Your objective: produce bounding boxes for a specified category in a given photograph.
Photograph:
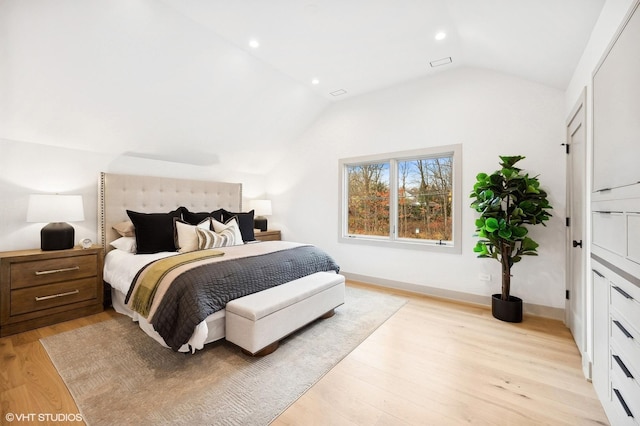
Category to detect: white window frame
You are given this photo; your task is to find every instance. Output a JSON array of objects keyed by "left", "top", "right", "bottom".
[{"left": 338, "top": 144, "right": 462, "bottom": 253}]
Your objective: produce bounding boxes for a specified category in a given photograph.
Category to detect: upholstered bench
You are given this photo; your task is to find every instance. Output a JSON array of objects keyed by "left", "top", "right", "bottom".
[{"left": 225, "top": 271, "right": 345, "bottom": 356}]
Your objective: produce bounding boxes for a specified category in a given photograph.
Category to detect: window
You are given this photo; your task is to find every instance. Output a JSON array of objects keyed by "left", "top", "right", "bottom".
[{"left": 339, "top": 144, "right": 461, "bottom": 253}]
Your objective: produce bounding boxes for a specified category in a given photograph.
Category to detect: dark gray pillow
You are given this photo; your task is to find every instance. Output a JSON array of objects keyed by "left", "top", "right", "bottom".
[
  {"left": 127, "top": 209, "right": 182, "bottom": 254},
  {"left": 221, "top": 209, "right": 255, "bottom": 242},
  {"left": 182, "top": 208, "right": 223, "bottom": 225}
]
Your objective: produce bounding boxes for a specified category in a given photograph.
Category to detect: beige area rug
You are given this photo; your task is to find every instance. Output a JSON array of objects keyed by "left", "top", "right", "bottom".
[{"left": 41, "top": 286, "right": 406, "bottom": 426}]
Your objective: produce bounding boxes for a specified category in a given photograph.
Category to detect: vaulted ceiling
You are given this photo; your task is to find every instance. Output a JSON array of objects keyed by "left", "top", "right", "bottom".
[
  {"left": 161, "top": 0, "right": 605, "bottom": 99},
  {"left": 1, "top": 0, "right": 605, "bottom": 167}
]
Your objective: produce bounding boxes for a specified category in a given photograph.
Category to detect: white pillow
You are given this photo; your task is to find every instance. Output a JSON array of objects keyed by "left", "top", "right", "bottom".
[
  {"left": 211, "top": 218, "right": 244, "bottom": 246},
  {"left": 110, "top": 236, "right": 137, "bottom": 253},
  {"left": 175, "top": 219, "right": 210, "bottom": 253}
]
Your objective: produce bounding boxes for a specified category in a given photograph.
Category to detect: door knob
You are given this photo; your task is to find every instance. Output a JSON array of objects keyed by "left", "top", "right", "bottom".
[{"left": 572, "top": 240, "right": 582, "bottom": 248}]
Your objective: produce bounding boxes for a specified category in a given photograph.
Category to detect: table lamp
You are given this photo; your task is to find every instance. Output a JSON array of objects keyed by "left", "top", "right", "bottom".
[
  {"left": 27, "top": 194, "right": 85, "bottom": 250},
  {"left": 250, "top": 199, "right": 272, "bottom": 232}
]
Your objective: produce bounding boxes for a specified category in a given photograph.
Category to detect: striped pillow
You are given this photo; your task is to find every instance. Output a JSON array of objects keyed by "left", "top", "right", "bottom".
[{"left": 196, "top": 227, "right": 237, "bottom": 249}]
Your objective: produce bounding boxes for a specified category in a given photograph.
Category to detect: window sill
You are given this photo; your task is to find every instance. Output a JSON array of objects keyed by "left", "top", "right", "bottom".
[{"left": 339, "top": 235, "right": 461, "bottom": 254}]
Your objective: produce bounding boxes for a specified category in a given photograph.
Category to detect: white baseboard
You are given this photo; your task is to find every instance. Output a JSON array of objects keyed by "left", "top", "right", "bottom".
[{"left": 342, "top": 271, "right": 565, "bottom": 321}]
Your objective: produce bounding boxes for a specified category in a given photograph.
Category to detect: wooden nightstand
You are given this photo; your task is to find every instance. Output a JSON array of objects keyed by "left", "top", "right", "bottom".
[
  {"left": 254, "top": 230, "right": 281, "bottom": 241},
  {"left": 0, "top": 246, "right": 104, "bottom": 337}
]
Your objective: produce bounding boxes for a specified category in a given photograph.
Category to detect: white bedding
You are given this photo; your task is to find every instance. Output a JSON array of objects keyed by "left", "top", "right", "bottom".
[{"left": 103, "top": 241, "right": 306, "bottom": 352}]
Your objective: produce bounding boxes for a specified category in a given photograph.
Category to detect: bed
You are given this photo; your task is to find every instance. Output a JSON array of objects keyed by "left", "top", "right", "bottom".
[{"left": 98, "top": 172, "right": 341, "bottom": 353}]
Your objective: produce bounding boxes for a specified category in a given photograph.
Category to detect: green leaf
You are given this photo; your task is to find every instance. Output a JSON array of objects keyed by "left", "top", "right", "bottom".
[
  {"left": 481, "top": 189, "right": 494, "bottom": 200},
  {"left": 512, "top": 226, "right": 528, "bottom": 238},
  {"left": 489, "top": 174, "right": 503, "bottom": 186},
  {"left": 499, "top": 155, "right": 525, "bottom": 168},
  {"left": 521, "top": 237, "right": 539, "bottom": 252},
  {"left": 473, "top": 242, "right": 491, "bottom": 258},
  {"left": 485, "top": 218, "right": 499, "bottom": 232},
  {"left": 526, "top": 184, "right": 540, "bottom": 194},
  {"left": 498, "top": 228, "right": 512, "bottom": 239}
]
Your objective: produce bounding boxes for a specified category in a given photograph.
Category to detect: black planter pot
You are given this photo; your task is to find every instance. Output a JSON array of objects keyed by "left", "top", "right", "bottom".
[{"left": 491, "top": 294, "right": 523, "bottom": 323}]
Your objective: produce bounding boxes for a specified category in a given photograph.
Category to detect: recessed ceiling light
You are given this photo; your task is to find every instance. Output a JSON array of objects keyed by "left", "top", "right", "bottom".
[
  {"left": 249, "top": 39, "right": 260, "bottom": 49},
  {"left": 312, "top": 79, "right": 320, "bottom": 85},
  {"left": 435, "top": 32, "right": 446, "bottom": 41}
]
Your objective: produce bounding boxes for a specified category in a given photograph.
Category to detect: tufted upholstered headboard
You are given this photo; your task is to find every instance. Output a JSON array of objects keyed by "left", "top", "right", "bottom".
[{"left": 98, "top": 172, "right": 242, "bottom": 252}]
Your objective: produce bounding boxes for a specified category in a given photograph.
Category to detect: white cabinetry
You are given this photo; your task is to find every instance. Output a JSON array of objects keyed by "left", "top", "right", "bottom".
[
  {"left": 592, "top": 258, "right": 640, "bottom": 425},
  {"left": 591, "top": 1, "right": 640, "bottom": 423}
]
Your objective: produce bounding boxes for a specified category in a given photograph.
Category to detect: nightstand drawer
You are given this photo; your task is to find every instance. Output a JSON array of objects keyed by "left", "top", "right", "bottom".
[
  {"left": 255, "top": 230, "right": 281, "bottom": 241},
  {"left": 10, "top": 254, "right": 98, "bottom": 289},
  {"left": 11, "top": 278, "right": 99, "bottom": 316}
]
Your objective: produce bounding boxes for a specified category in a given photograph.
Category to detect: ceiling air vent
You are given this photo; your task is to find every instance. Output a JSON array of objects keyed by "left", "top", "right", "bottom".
[
  {"left": 430, "top": 57, "right": 452, "bottom": 67},
  {"left": 330, "top": 89, "right": 347, "bottom": 97}
]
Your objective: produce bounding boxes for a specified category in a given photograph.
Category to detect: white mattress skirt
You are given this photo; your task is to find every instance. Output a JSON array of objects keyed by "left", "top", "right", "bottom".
[{"left": 111, "top": 288, "right": 226, "bottom": 353}]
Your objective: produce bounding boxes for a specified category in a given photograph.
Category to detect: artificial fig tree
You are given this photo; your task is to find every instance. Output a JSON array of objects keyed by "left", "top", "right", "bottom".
[{"left": 470, "top": 156, "right": 553, "bottom": 301}]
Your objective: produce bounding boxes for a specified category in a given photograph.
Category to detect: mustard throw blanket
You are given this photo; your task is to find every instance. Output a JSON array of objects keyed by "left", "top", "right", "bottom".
[{"left": 130, "top": 250, "right": 224, "bottom": 317}]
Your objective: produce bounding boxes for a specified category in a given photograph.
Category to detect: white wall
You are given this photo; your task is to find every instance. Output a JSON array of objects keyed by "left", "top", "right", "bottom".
[
  {"left": 0, "top": 138, "right": 275, "bottom": 251},
  {"left": 268, "top": 67, "right": 567, "bottom": 309}
]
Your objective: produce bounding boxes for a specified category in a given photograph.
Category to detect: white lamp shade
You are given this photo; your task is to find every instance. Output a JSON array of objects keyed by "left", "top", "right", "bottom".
[
  {"left": 250, "top": 199, "right": 272, "bottom": 216},
  {"left": 27, "top": 194, "right": 85, "bottom": 223}
]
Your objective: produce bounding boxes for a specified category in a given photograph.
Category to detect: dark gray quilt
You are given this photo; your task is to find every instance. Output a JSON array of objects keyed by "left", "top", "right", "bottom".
[{"left": 140, "top": 245, "right": 339, "bottom": 351}]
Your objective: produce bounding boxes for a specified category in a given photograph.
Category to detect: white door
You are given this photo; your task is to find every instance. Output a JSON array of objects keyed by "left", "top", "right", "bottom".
[{"left": 565, "top": 89, "right": 588, "bottom": 377}]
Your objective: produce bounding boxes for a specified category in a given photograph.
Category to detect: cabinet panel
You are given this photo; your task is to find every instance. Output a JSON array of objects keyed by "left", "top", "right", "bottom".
[
  {"left": 592, "top": 265, "right": 610, "bottom": 401},
  {"left": 628, "top": 214, "right": 640, "bottom": 264},
  {"left": 611, "top": 316, "right": 640, "bottom": 375},
  {"left": 593, "top": 211, "right": 626, "bottom": 255},
  {"left": 593, "top": 1, "right": 640, "bottom": 191},
  {"left": 610, "top": 276, "right": 640, "bottom": 328},
  {"left": 611, "top": 359, "right": 639, "bottom": 423}
]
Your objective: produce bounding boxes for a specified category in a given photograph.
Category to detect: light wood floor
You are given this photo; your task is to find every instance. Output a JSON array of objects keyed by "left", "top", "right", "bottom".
[{"left": 0, "top": 282, "right": 608, "bottom": 425}]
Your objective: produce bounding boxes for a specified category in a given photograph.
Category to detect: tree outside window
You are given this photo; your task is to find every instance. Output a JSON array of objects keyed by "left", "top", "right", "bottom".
[
  {"left": 397, "top": 156, "right": 452, "bottom": 241},
  {"left": 347, "top": 163, "right": 389, "bottom": 237},
  {"left": 340, "top": 145, "right": 461, "bottom": 253}
]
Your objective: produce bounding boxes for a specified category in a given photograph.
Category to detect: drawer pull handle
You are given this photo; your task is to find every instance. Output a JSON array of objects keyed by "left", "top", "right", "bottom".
[
  {"left": 612, "top": 286, "right": 634, "bottom": 300},
  {"left": 613, "top": 320, "right": 634, "bottom": 339},
  {"left": 34, "top": 289, "right": 80, "bottom": 302},
  {"left": 592, "top": 269, "right": 605, "bottom": 278},
  {"left": 613, "top": 388, "right": 634, "bottom": 418},
  {"left": 35, "top": 266, "right": 80, "bottom": 276},
  {"left": 613, "top": 355, "right": 634, "bottom": 379}
]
